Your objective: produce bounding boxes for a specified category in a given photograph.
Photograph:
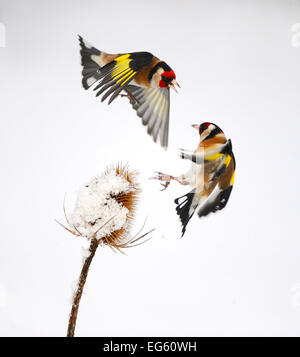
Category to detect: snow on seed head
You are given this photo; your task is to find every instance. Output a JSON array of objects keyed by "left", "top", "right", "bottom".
[{"left": 67, "top": 164, "right": 140, "bottom": 247}]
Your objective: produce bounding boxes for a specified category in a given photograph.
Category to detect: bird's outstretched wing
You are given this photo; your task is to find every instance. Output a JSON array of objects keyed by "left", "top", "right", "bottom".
[
  {"left": 91, "top": 52, "right": 153, "bottom": 104},
  {"left": 79, "top": 36, "right": 153, "bottom": 104},
  {"left": 126, "top": 85, "right": 170, "bottom": 148}
]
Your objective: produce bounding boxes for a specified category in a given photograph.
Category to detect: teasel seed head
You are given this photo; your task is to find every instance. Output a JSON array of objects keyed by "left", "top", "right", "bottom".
[{"left": 57, "top": 163, "right": 152, "bottom": 251}]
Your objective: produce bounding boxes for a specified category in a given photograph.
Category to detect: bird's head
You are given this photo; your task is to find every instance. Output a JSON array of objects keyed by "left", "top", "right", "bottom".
[
  {"left": 159, "top": 68, "right": 180, "bottom": 92},
  {"left": 149, "top": 61, "right": 180, "bottom": 92},
  {"left": 192, "top": 122, "right": 224, "bottom": 141}
]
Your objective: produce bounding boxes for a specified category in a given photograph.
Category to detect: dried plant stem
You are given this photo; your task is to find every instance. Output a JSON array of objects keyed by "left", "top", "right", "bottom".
[{"left": 67, "top": 237, "right": 99, "bottom": 337}]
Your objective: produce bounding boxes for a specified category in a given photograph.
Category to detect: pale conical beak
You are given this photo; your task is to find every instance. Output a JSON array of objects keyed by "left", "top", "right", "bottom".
[
  {"left": 191, "top": 124, "right": 200, "bottom": 131},
  {"left": 169, "top": 79, "right": 180, "bottom": 93}
]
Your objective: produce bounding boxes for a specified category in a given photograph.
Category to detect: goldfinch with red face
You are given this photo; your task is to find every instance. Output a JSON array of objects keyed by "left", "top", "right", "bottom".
[
  {"left": 78, "top": 36, "right": 180, "bottom": 148},
  {"left": 153, "top": 122, "right": 236, "bottom": 236}
]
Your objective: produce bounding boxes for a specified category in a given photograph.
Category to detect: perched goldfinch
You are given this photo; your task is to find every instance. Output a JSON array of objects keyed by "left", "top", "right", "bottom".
[
  {"left": 153, "top": 122, "right": 236, "bottom": 236},
  {"left": 78, "top": 36, "right": 180, "bottom": 148}
]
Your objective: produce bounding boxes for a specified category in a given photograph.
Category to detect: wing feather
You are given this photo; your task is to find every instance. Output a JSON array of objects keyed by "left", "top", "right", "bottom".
[
  {"left": 88, "top": 59, "right": 138, "bottom": 104},
  {"left": 127, "top": 85, "right": 170, "bottom": 148},
  {"left": 86, "top": 52, "right": 154, "bottom": 105}
]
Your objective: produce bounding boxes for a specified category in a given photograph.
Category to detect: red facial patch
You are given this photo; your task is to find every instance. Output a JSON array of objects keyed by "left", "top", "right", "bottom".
[
  {"left": 159, "top": 69, "right": 176, "bottom": 88},
  {"left": 159, "top": 80, "right": 168, "bottom": 88},
  {"left": 163, "top": 70, "right": 176, "bottom": 79}
]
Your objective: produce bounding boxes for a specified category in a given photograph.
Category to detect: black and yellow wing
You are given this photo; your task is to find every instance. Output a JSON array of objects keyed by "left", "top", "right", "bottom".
[
  {"left": 126, "top": 85, "right": 170, "bottom": 148},
  {"left": 90, "top": 52, "right": 153, "bottom": 104},
  {"left": 79, "top": 36, "right": 153, "bottom": 98}
]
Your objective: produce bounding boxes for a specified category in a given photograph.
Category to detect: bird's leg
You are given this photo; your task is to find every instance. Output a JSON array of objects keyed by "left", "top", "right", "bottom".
[
  {"left": 151, "top": 172, "right": 176, "bottom": 191},
  {"left": 174, "top": 174, "right": 190, "bottom": 186},
  {"left": 151, "top": 172, "right": 190, "bottom": 191},
  {"left": 120, "top": 89, "right": 138, "bottom": 105}
]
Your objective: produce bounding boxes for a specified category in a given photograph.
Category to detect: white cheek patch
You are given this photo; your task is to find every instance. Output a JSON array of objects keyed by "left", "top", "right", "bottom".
[
  {"left": 150, "top": 68, "right": 164, "bottom": 88},
  {"left": 201, "top": 125, "right": 215, "bottom": 141}
]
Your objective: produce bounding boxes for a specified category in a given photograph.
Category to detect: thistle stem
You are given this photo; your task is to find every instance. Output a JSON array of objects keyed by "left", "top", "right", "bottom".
[{"left": 67, "top": 237, "right": 99, "bottom": 337}]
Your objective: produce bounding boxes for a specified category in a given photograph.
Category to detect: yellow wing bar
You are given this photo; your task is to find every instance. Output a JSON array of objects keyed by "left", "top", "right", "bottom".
[
  {"left": 205, "top": 152, "right": 223, "bottom": 161},
  {"left": 230, "top": 171, "right": 235, "bottom": 185},
  {"left": 111, "top": 54, "right": 136, "bottom": 86}
]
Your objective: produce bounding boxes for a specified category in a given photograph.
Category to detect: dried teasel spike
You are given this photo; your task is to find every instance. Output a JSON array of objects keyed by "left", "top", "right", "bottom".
[{"left": 54, "top": 219, "right": 79, "bottom": 236}]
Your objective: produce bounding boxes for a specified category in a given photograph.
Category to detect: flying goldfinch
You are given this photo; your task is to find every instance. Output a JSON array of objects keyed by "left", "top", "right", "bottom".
[
  {"left": 78, "top": 36, "right": 180, "bottom": 148},
  {"left": 153, "top": 122, "right": 236, "bottom": 236}
]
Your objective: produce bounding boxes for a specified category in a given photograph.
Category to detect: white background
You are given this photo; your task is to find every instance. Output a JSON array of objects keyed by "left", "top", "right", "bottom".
[{"left": 0, "top": 0, "right": 300, "bottom": 337}]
